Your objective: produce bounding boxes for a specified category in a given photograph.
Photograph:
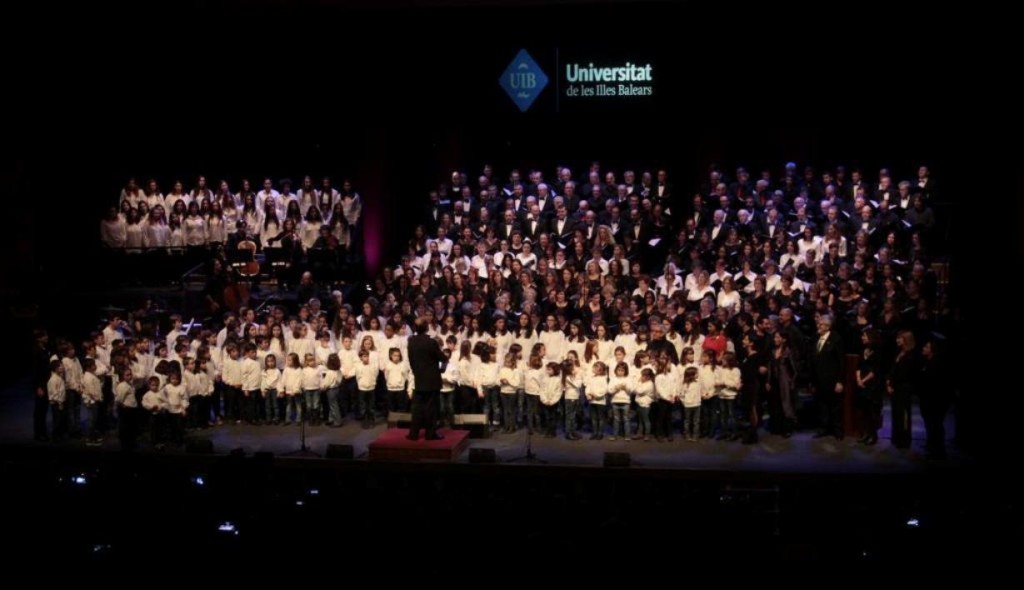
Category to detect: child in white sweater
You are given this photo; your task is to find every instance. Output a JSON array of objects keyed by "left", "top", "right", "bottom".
[
  {"left": 561, "top": 359, "right": 582, "bottom": 440},
  {"left": 354, "top": 349, "right": 379, "bottom": 427},
  {"left": 383, "top": 348, "right": 409, "bottom": 418},
  {"left": 523, "top": 352, "right": 545, "bottom": 434},
  {"left": 164, "top": 371, "right": 188, "bottom": 445},
  {"left": 47, "top": 358, "right": 68, "bottom": 439},
  {"left": 585, "top": 362, "right": 609, "bottom": 440},
  {"left": 301, "top": 354, "right": 322, "bottom": 425},
  {"left": 633, "top": 368, "right": 656, "bottom": 441},
  {"left": 281, "top": 353, "right": 304, "bottom": 425},
  {"left": 681, "top": 366, "right": 702, "bottom": 442},
  {"left": 498, "top": 352, "right": 523, "bottom": 433},
  {"left": 261, "top": 354, "right": 281, "bottom": 425},
  {"left": 81, "top": 358, "right": 104, "bottom": 445},
  {"left": 439, "top": 349, "right": 459, "bottom": 427},
  {"left": 608, "top": 362, "right": 632, "bottom": 441},
  {"left": 653, "top": 358, "right": 679, "bottom": 442},
  {"left": 715, "top": 352, "right": 742, "bottom": 440},
  {"left": 322, "top": 353, "right": 343, "bottom": 427},
  {"left": 539, "top": 362, "right": 563, "bottom": 438}
]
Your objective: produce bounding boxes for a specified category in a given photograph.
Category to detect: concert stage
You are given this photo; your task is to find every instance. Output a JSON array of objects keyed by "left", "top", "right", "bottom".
[{"left": 0, "top": 379, "right": 960, "bottom": 475}]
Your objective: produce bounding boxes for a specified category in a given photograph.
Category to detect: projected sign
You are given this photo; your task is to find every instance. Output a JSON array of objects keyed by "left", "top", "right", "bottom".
[
  {"left": 564, "top": 61, "right": 654, "bottom": 98},
  {"left": 499, "top": 49, "right": 549, "bottom": 112},
  {"left": 500, "top": 49, "right": 656, "bottom": 112}
]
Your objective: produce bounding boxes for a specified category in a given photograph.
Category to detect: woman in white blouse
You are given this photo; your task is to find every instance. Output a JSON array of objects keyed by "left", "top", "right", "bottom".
[
  {"left": 716, "top": 276, "right": 741, "bottom": 316},
  {"left": 101, "top": 207, "right": 127, "bottom": 249},
  {"left": 124, "top": 209, "right": 145, "bottom": 251},
  {"left": 797, "top": 226, "right": 821, "bottom": 257},
  {"left": 516, "top": 240, "right": 538, "bottom": 271},
  {"left": 184, "top": 202, "right": 207, "bottom": 248},
  {"left": 686, "top": 270, "right": 715, "bottom": 304}
]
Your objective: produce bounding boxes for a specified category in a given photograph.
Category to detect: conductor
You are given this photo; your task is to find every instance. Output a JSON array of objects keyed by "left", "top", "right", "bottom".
[{"left": 406, "top": 317, "right": 447, "bottom": 441}]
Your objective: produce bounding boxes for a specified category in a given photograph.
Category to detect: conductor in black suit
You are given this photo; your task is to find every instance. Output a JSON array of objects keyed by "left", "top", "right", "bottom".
[
  {"left": 406, "top": 318, "right": 447, "bottom": 440},
  {"left": 811, "top": 315, "right": 845, "bottom": 439}
]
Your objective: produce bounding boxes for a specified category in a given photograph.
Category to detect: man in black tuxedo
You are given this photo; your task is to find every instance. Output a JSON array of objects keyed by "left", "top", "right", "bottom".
[
  {"left": 520, "top": 203, "right": 544, "bottom": 243},
  {"left": 549, "top": 205, "right": 577, "bottom": 246},
  {"left": 406, "top": 318, "right": 446, "bottom": 441},
  {"left": 655, "top": 169, "right": 673, "bottom": 201},
  {"left": 811, "top": 315, "right": 845, "bottom": 439},
  {"left": 497, "top": 209, "right": 521, "bottom": 241}
]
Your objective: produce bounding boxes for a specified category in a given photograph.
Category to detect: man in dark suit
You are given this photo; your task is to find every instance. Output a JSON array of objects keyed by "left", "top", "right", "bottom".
[
  {"left": 811, "top": 315, "right": 845, "bottom": 439},
  {"left": 406, "top": 318, "right": 446, "bottom": 441},
  {"left": 497, "top": 209, "right": 521, "bottom": 241},
  {"left": 549, "top": 205, "right": 577, "bottom": 247}
]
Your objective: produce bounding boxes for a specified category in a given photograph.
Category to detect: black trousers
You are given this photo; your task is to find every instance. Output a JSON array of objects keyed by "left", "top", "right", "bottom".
[
  {"left": 816, "top": 384, "right": 844, "bottom": 437},
  {"left": 891, "top": 388, "right": 913, "bottom": 448},
  {"left": 409, "top": 390, "right": 440, "bottom": 438}
]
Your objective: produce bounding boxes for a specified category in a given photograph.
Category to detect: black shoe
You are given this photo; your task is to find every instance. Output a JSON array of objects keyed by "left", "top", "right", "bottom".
[
  {"left": 406, "top": 433, "right": 420, "bottom": 441},
  {"left": 425, "top": 434, "right": 444, "bottom": 441}
]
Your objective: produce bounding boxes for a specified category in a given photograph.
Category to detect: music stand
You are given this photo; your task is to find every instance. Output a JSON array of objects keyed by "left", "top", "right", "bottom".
[
  {"left": 225, "top": 246, "right": 254, "bottom": 268},
  {"left": 264, "top": 248, "right": 292, "bottom": 283}
]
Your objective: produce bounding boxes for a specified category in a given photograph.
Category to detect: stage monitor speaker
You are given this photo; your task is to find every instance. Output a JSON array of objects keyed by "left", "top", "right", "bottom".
[
  {"left": 326, "top": 444, "right": 355, "bottom": 460},
  {"left": 468, "top": 448, "right": 496, "bottom": 464},
  {"left": 453, "top": 414, "right": 490, "bottom": 438},
  {"left": 186, "top": 439, "right": 214, "bottom": 454},
  {"left": 386, "top": 412, "right": 413, "bottom": 428},
  {"left": 603, "top": 452, "right": 631, "bottom": 468}
]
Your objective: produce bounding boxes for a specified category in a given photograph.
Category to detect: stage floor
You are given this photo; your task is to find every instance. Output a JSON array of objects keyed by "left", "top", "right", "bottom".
[{"left": 0, "top": 380, "right": 962, "bottom": 474}]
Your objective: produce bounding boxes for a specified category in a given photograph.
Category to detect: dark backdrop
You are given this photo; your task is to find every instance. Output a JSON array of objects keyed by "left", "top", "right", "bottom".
[{"left": 4, "top": 1, "right": 1005, "bottom": 402}]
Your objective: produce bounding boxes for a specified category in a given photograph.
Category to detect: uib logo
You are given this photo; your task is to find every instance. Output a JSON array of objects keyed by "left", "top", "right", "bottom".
[{"left": 500, "top": 49, "right": 548, "bottom": 112}]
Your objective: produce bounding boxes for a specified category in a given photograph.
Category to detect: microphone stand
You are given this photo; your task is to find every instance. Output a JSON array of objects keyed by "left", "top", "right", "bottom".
[
  {"left": 283, "top": 410, "right": 321, "bottom": 458},
  {"left": 506, "top": 412, "right": 548, "bottom": 464}
]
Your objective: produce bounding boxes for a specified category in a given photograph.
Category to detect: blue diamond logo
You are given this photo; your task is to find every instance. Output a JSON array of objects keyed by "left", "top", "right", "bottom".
[{"left": 499, "top": 49, "right": 548, "bottom": 112}]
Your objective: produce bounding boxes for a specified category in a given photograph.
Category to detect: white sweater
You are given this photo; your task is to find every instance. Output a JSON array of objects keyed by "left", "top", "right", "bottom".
[
  {"left": 441, "top": 362, "right": 459, "bottom": 392},
  {"left": 261, "top": 368, "right": 281, "bottom": 392},
  {"left": 82, "top": 372, "right": 103, "bottom": 405},
  {"left": 681, "top": 381, "right": 703, "bottom": 408},
  {"left": 383, "top": 361, "right": 408, "bottom": 391},
  {"left": 716, "top": 367, "right": 741, "bottom": 400},
  {"left": 634, "top": 380, "right": 655, "bottom": 408},
  {"left": 339, "top": 348, "right": 359, "bottom": 379},
  {"left": 699, "top": 366, "right": 718, "bottom": 399},
  {"left": 142, "top": 390, "right": 168, "bottom": 412},
  {"left": 301, "top": 366, "right": 321, "bottom": 391},
  {"left": 47, "top": 374, "right": 66, "bottom": 404},
  {"left": 474, "top": 361, "right": 500, "bottom": 391},
  {"left": 240, "top": 358, "right": 261, "bottom": 391},
  {"left": 354, "top": 361, "right": 379, "bottom": 391},
  {"left": 281, "top": 367, "right": 303, "bottom": 395},
  {"left": 498, "top": 366, "right": 523, "bottom": 394},
  {"left": 608, "top": 375, "right": 631, "bottom": 405},
  {"left": 62, "top": 357, "right": 83, "bottom": 391},
  {"left": 654, "top": 372, "right": 678, "bottom": 403},
  {"left": 221, "top": 357, "right": 242, "bottom": 388},
  {"left": 524, "top": 368, "right": 544, "bottom": 396},
  {"left": 585, "top": 374, "right": 609, "bottom": 405},
  {"left": 320, "top": 368, "right": 341, "bottom": 390},
  {"left": 164, "top": 383, "right": 188, "bottom": 414},
  {"left": 115, "top": 381, "right": 137, "bottom": 408},
  {"left": 562, "top": 370, "right": 581, "bottom": 401},
  {"left": 540, "top": 374, "right": 563, "bottom": 406}
]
